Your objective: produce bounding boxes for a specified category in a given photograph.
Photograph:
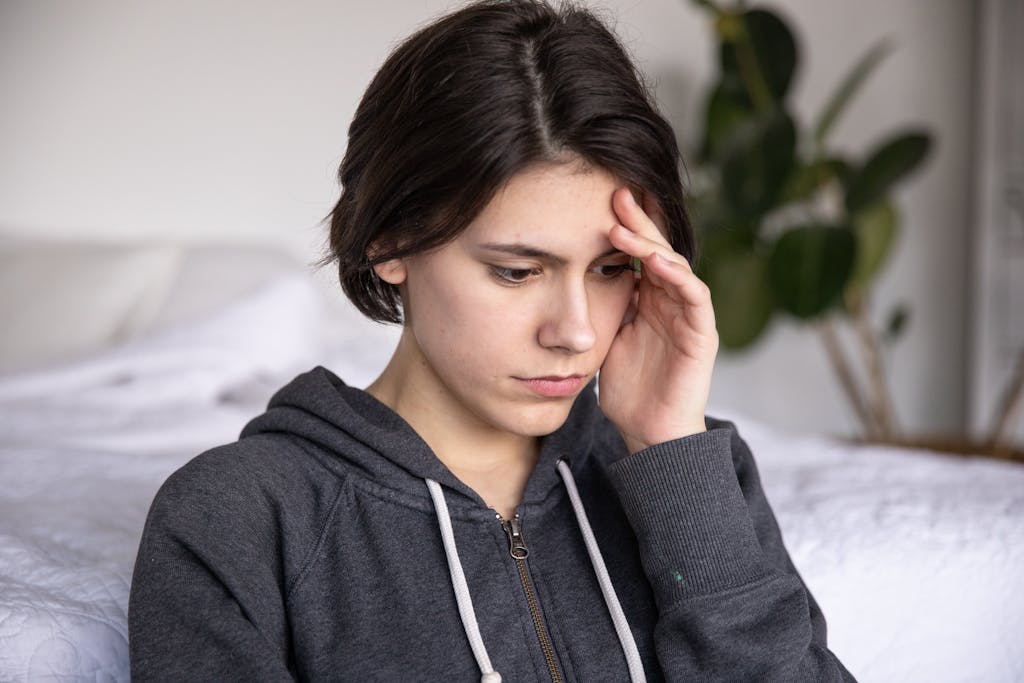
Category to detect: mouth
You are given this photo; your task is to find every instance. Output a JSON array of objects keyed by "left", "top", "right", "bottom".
[{"left": 515, "top": 374, "right": 587, "bottom": 398}]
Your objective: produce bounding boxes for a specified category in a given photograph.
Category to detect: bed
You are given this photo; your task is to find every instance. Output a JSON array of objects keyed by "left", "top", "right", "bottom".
[{"left": 1, "top": 244, "right": 1021, "bottom": 682}]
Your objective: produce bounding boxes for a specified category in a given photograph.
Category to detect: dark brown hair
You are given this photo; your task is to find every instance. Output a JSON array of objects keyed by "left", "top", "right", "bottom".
[{"left": 319, "top": 0, "right": 692, "bottom": 323}]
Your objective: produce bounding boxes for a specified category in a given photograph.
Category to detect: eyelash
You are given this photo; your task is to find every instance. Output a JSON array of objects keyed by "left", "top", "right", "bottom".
[
  {"left": 488, "top": 264, "right": 633, "bottom": 286},
  {"left": 489, "top": 267, "right": 540, "bottom": 285}
]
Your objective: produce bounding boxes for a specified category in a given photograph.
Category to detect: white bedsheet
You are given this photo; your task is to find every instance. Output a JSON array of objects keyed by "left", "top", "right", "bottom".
[
  {"left": 1, "top": 274, "right": 1021, "bottom": 682},
  {"left": 736, "top": 420, "right": 1024, "bottom": 682}
]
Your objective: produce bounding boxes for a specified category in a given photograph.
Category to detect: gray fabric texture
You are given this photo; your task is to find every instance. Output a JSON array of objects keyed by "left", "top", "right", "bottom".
[{"left": 128, "top": 365, "right": 857, "bottom": 681}]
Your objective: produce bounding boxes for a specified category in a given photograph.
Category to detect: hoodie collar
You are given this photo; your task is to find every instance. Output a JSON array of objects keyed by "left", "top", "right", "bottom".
[{"left": 240, "top": 366, "right": 604, "bottom": 513}]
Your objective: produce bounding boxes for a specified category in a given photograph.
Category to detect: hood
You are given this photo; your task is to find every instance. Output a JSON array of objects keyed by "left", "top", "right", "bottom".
[{"left": 239, "top": 365, "right": 610, "bottom": 513}]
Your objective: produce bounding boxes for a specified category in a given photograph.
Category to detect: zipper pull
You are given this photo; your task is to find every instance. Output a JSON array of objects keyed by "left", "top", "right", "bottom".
[{"left": 500, "top": 513, "right": 529, "bottom": 559}]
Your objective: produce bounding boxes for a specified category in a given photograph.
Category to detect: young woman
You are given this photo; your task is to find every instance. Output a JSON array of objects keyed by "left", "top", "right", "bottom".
[{"left": 129, "top": 1, "right": 857, "bottom": 680}]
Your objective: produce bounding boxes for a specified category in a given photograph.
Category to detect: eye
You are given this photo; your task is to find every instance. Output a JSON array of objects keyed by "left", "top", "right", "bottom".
[
  {"left": 590, "top": 262, "right": 634, "bottom": 280},
  {"left": 489, "top": 266, "right": 541, "bottom": 285}
]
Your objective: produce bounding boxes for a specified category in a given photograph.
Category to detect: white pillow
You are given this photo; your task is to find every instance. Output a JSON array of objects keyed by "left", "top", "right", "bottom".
[
  {"left": 0, "top": 241, "right": 306, "bottom": 376},
  {"left": 0, "top": 242, "right": 181, "bottom": 374}
]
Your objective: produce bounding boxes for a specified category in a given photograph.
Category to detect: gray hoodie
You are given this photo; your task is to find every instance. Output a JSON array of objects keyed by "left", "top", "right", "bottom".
[{"left": 128, "top": 365, "right": 857, "bottom": 681}]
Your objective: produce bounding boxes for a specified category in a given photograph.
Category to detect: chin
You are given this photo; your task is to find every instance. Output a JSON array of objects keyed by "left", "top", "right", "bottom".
[{"left": 499, "top": 401, "right": 576, "bottom": 437}]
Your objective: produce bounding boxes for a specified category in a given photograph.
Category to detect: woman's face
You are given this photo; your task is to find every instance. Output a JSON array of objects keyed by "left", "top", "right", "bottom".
[{"left": 376, "top": 161, "right": 636, "bottom": 439}]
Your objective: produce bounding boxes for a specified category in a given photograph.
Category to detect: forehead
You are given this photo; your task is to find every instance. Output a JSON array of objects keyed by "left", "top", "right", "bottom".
[{"left": 461, "top": 162, "right": 622, "bottom": 248}]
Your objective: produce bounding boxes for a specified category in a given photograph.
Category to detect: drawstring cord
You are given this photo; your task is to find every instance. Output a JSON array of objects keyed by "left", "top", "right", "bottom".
[
  {"left": 556, "top": 459, "right": 645, "bottom": 683},
  {"left": 425, "top": 460, "right": 646, "bottom": 683},
  {"left": 425, "top": 478, "right": 502, "bottom": 683}
]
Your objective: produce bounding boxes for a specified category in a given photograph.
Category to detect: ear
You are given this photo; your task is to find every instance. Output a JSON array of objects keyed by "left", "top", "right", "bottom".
[
  {"left": 372, "top": 257, "right": 407, "bottom": 285},
  {"left": 367, "top": 238, "right": 408, "bottom": 285}
]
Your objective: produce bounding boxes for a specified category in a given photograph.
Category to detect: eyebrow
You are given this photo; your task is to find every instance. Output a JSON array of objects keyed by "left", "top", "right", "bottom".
[{"left": 477, "top": 242, "right": 626, "bottom": 265}]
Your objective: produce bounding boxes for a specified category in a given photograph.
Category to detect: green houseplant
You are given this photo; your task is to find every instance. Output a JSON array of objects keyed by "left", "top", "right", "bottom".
[{"left": 686, "top": 1, "right": 1022, "bottom": 459}]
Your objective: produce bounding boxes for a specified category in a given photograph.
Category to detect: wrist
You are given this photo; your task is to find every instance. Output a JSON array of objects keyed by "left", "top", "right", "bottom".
[{"left": 621, "top": 423, "right": 707, "bottom": 455}]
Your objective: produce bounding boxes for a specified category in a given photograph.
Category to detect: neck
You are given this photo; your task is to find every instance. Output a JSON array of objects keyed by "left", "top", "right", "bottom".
[{"left": 366, "top": 331, "right": 540, "bottom": 517}]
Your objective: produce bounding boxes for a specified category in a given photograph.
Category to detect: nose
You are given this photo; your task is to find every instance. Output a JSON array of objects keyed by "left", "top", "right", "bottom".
[{"left": 537, "top": 279, "right": 597, "bottom": 354}]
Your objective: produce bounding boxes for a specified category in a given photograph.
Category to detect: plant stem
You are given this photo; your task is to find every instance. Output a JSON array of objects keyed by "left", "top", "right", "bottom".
[
  {"left": 818, "top": 317, "right": 878, "bottom": 437},
  {"left": 733, "top": 18, "right": 775, "bottom": 110},
  {"left": 990, "top": 345, "right": 1024, "bottom": 454},
  {"left": 846, "top": 290, "right": 900, "bottom": 438}
]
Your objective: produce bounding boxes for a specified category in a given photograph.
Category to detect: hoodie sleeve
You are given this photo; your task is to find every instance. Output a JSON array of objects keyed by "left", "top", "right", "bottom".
[
  {"left": 603, "top": 419, "right": 858, "bottom": 682},
  {"left": 128, "top": 446, "right": 297, "bottom": 682}
]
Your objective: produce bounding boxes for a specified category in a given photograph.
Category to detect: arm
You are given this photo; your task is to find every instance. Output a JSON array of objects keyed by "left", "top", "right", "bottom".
[
  {"left": 604, "top": 419, "right": 857, "bottom": 682},
  {"left": 599, "top": 188, "right": 855, "bottom": 679},
  {"left": 128, "top": 448, "right": 296, "bottom": 681}
]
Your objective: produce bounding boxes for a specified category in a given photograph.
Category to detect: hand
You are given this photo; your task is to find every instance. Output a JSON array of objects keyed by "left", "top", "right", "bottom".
[{"left": 598, "top": 188, "right": 720, "bottom": 454}]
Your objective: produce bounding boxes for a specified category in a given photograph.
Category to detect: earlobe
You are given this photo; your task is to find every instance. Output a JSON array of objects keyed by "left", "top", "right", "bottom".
[{"left": 373, "top": 258, "right": 408, "bottom": 285}]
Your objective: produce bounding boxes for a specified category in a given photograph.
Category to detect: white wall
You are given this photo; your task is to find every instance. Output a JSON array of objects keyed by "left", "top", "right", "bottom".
[{"left": 0, "top": 0, "right": 975, "bottom": 439}]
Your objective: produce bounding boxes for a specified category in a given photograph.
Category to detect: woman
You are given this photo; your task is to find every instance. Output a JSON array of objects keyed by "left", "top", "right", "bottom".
[{"left": 129, "top": 1, "right": 857, "bottom": 680}]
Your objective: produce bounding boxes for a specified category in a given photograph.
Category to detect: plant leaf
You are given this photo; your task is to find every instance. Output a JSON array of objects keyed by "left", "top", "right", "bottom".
[
  {"left": 720, "top": 106, "right": 797, "bottom": 217},
  {"left": 814, "top": 39, "right": 892, "bottom": 146},
  {"left": 850, "top": 200, "right": 899, "bottom": 290},
  {"left": 845, "top": 131, "right": 931, "bottom": 213},
  {"left": 781, "top": 157, "right": 851, "bottom": 203},
  {"left": 698, "top": 241, "right": 775, "bottom": 350},
  {"left": 701, "top": 82, "right": 753, "bottom": 162},
  {"left": 884, "top": 305, "right": 910, "bottom": 343},
  {"left": 768, "top": 224, "right": 856, "bottom": 319},
  {"left": 720, "top": 8, "right": 799, "bottom": 104}
]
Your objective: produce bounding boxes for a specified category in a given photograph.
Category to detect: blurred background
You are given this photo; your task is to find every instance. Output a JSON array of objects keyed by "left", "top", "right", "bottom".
[{"left": 1, "top": 0, "right": 1020, "bottom": 447}]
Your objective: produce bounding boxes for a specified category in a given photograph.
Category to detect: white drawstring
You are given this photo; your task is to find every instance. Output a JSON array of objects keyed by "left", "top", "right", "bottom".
[
  {"left": 426, "top": 463, "right": 646, "bottom": 683},
  {"left": 425, "top": 478, "right": 502, "bottom": 683},
  {"left": 556, "top": 459, "right": 646, "bottom": 683}
]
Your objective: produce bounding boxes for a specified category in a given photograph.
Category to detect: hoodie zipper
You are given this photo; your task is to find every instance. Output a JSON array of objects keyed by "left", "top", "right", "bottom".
[{"left": 498, "top": 512, "right": 564, "bottom": 683}]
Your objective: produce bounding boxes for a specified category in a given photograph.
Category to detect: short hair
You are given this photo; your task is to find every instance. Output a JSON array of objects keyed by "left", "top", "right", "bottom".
[{"left": 319, "top": 0, "right": 693, "bottom": 324}]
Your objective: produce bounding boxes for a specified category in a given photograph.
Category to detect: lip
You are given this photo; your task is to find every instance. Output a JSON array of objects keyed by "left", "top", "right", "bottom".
[{"left": 516, "top": 375, "right": 586, "bottom": 398}]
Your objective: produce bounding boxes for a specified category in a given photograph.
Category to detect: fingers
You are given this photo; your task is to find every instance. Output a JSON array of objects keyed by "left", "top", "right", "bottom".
[
  {"left": 641, "top": 191, "right": 668, "bottom": 235},
  {"left": 643, "top": 251, "right": 717, "bottom": 335},
  {"left": 609, "top": 220, "right": 695, "bottom": 304},
  {"left": 643, "top": 252, "right": 703, "bottom": 304},
  {"left": 609, "top": 188, "right": 690, "bottom": 269},
  {"left": 609, "top": 221, "right": 688, "bottom": 270},
  {"left": 609, "top": 185, "right": 713, "bottom": 332},
  {"left": 612, "top": 187, "right": 671, "bottom": 249}
]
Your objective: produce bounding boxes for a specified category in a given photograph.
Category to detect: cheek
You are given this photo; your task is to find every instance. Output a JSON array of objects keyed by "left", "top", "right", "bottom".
[
  {"left": 409, "top": 275, "right": 532, "bottom": 363},
  {"left": 592, "top": 281, "right": 635, "bottom": 334},
  {"left": 445, "top": 286, "right": 533, "bottom": 334}
]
